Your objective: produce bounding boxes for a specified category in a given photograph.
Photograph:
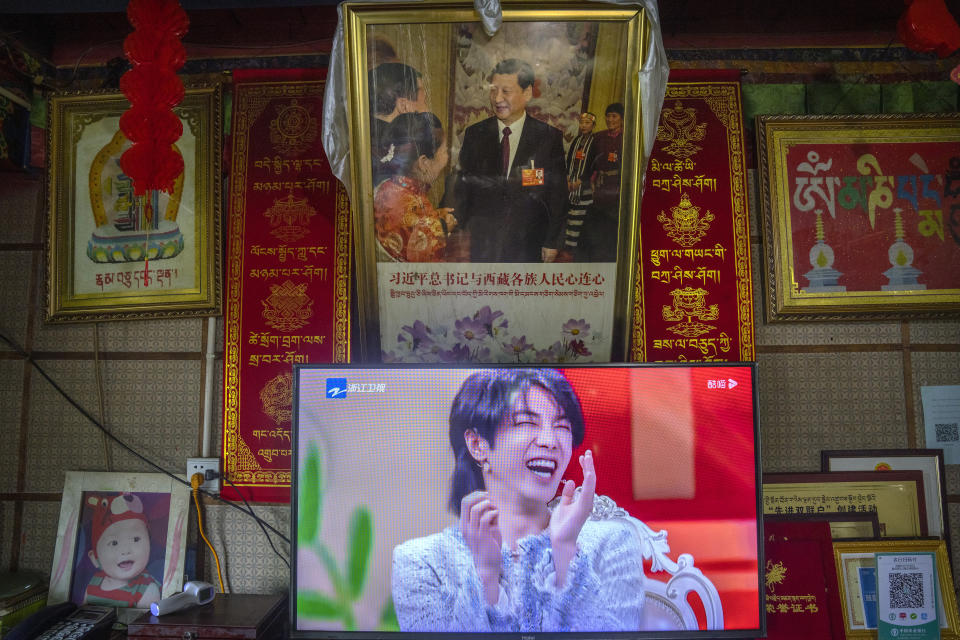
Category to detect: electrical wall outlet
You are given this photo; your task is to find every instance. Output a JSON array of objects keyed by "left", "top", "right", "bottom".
[{"left": 187, "top": 457, "right": 220, "bottom": 494}]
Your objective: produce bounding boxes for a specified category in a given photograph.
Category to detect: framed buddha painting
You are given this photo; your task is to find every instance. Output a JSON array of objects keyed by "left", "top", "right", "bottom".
[{"left": 46, "top": 85, "right": 221, "bottom": 322}]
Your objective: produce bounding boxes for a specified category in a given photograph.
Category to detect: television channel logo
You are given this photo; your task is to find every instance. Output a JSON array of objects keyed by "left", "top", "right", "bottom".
[{"left": 326, "top": 378, "right": 348, "bottom": 398}]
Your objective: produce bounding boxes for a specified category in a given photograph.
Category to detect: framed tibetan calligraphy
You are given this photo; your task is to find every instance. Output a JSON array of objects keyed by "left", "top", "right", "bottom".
[
  {"left": 762, "top": 471, "right": 928, "bottom": 538},
  {"left": 757, "top": 113, "right": 960, "bottom": 321},
  {"left": 833, "top": 539, "right": 960, "bottom": 639},
  {"left": 46, "top": 86, "right": 221, "bottom": 322},
  {"left": 342, "top": 0, "right": 652, "bottom": 362},
  {"left": 222, "top": 69, "right": 352, "bottom": 502}
]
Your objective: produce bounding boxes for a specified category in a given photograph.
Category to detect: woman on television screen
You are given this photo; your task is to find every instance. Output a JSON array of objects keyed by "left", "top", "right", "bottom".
[{"left": 391, "top": 368, "right": 645, "bottom": 632}]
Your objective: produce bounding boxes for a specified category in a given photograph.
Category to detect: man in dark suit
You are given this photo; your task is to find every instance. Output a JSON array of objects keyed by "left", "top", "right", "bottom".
[{"left": 453, "top": 59, "right": 567, "bottom": 262}]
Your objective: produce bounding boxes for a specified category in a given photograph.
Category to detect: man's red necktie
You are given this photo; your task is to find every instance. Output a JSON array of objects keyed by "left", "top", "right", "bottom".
[{"left": 501, "top": 126, "right": 511, "bottom": 176}]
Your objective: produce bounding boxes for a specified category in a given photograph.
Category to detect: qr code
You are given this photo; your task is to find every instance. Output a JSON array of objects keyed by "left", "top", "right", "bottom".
[
  {"left": 889, "top": 572, "right": 924, "bottom": 609},
  {"left": 935, "top": 423, "right": 959, "bottom": 442}
]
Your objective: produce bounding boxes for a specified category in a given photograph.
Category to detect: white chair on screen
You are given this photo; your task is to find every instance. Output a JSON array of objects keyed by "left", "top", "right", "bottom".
[{"left": 560, "top": 493, "right": 725, "bottom": 632}]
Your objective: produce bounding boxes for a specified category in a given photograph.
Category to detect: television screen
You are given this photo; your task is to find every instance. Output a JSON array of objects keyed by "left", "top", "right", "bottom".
[{"left": 291, "top": 363, "right": 762, "bottom": 638}]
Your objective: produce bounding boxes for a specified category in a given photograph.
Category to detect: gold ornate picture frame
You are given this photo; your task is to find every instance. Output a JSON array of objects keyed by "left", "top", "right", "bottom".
[
  {"left": 833, "top": 538, "right": 960, "bottom": 639},
  {"left": 46, "top": 86, "right": 222, "bottom": 323},
  {"left": 341, "top": 0, "right": 651, "bottom": 362},
  {"left": 756, "top": 113, "right": 960, "bottom": 322}
]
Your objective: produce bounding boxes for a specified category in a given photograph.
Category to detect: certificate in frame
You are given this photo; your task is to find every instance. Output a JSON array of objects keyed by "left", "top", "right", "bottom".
[
  {"left": 821, "top": 448, "right": 948, "bottom": 542},
  {"left": 762, "top": 471, "right": 927, "bottom": 538}
]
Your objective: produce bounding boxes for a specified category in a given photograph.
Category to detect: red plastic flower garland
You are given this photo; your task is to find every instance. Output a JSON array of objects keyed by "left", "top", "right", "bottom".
[{"left": 118, "top": 0, "right": 189, "bottom": 200}]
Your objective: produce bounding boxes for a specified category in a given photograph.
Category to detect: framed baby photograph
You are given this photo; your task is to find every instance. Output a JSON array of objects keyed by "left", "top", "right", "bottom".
[
  {"left": 48, "top": 471, "right": 191, "bottom": 609},
  {"left": 340, "top": 0, "right": 655, "bottom": 362}
]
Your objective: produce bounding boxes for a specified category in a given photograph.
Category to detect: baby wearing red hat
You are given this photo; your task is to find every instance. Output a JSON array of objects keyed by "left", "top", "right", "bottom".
[{"left": 83, "top": 493, "right": 162, "bottom": 608}]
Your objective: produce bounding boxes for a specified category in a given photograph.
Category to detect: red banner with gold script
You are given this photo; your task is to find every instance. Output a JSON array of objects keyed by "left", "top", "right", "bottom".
[
  {"left": 222, "top": 69, "right": 351, "bottom": 503},
  {"left": 631, "top": 70, "right": 754, "bottom": 363}
]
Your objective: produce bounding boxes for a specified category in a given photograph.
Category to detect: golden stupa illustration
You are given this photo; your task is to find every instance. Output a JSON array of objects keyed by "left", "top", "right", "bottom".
[{"left": 86, "top": 130, "right": 185, "bottom": 263}]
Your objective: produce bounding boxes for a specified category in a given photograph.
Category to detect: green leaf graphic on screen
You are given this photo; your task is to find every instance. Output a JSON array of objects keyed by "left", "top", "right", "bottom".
[
  {"left": 297, "top": 442, "right": 397, "bottom": 630},
  {"left": 379, "top": 595, "right": 400, "bottom": 632},
  {"left": 298, "top": 442, "right": 322, "bottom": 545},
  {"left": 348, "top": 508, "right": 372, "bottom": 599}
]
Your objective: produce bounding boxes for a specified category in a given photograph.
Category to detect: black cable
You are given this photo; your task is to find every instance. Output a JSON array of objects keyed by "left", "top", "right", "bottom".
[
  {"left": 222, "top": 474, "right": 291, "bottom": 570},
  {"left": 0, "top": 331, "right": 291, "bottom": 546},
  {"left": 179, "top": 38, "right": 330, "bottom": 50},
  {"left": 67, "top": 39, "right": 124, "bottom": 85}
]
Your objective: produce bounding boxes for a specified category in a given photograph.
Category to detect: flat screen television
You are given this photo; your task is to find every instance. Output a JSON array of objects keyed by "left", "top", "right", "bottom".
[{"left": 291, "top": 363, "right": 762, "bottom": 639}]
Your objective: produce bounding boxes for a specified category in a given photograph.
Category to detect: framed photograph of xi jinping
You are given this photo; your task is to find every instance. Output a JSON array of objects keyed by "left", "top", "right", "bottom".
[{"left": 341, "top": 0, "right": 654, "bottom": 363}]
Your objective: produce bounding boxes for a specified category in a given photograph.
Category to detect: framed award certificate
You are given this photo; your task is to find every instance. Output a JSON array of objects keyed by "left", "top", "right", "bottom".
[{"left": 763, "top": 471, "right": 927, "bottom": 537}]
